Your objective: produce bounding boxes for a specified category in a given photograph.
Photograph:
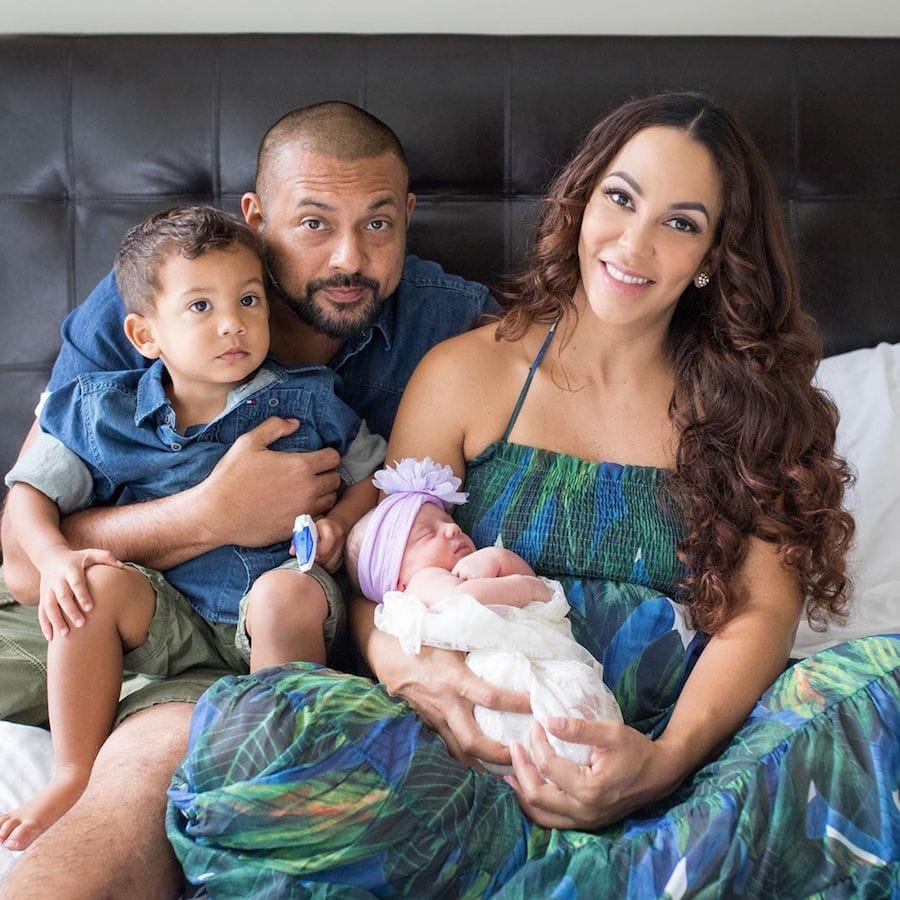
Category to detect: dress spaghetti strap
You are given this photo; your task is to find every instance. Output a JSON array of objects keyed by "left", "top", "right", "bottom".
[{"left": 500, "top": 320, "right": 558, "bottom": 442}]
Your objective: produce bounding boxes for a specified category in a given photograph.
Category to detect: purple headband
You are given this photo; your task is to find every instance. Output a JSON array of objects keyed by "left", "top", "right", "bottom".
[{"left": 357, "top": 457, "right": 468, "bottom": 603}]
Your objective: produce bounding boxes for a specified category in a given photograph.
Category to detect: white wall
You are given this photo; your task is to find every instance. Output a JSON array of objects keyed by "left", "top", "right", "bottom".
[{"left": 2, "top": 0, "right": 898, "bottom": 36}]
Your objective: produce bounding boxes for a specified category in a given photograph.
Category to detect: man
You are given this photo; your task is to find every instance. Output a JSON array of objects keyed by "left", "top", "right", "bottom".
[{"left": 0, "top": 102, "right": 496, "bottom": 897}]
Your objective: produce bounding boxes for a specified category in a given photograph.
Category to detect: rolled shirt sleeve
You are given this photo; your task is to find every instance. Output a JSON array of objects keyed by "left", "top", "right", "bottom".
[{"left": 4, "top": 431, "right": 95, "bottom": 515}]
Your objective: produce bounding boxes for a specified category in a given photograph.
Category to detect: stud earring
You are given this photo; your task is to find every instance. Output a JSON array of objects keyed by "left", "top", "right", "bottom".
[{"left": 694, "top": 271, "right": 710, "bottom": 288}]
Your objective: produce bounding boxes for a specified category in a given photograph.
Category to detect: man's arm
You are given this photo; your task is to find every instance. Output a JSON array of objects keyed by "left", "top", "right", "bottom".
[
  {"left": 2, "top": 419, "right": 44, "bottom": 600},
  {"left": 4, "top": 482, "right": 122, "bottom": 638},
  {"left": 2, "top": 417, "right": 342, "bottom": 602}
]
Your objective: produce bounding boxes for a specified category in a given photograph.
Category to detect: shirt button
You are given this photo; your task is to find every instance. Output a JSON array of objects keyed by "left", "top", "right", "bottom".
[
  {"left": 268, "top": 397, "right": 279, "bottom": 407},
  {"left": 170, "top": 442, "right": 182, "bottom": 451}
]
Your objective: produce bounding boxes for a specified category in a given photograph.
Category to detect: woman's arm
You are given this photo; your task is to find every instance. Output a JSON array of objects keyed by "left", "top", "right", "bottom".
[
  {"left": 354, "top": 327, "right": 531, "bottom": 766},
  {"left": 350, "top": 592, "right": 527, "bottom": 767},
  {"left": 507, "top": 534, "right": 803, "bottom": 829}
]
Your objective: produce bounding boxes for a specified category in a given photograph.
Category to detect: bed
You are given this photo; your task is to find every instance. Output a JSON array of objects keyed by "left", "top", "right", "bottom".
[{"left": 1, "top": 33, "right": 898, "bottom": 889}]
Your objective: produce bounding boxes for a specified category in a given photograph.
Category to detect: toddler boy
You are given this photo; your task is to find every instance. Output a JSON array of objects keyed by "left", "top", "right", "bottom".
[{"left": 0, "top": 206, "right": 383, "bottom": 849}]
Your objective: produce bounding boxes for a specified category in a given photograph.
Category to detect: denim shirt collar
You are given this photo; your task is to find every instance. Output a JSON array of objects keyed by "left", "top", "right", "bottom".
[
  {"left": 329, "top": 270, "right": 397, "bottom": 370},
  {"left": 134, "top": 359, "right": 173, "bottom": 427},
  {"left": 133, "top": 357, "right": 305, "bottom": 430}
]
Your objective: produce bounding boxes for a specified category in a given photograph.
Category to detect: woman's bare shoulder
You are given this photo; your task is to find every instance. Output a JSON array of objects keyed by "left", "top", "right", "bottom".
[
  {"left": 422, "top": 319, "right": 504, "bottom": 360},
  {"left": 415, "top": 320, "right": 526, "bottom": 386}
]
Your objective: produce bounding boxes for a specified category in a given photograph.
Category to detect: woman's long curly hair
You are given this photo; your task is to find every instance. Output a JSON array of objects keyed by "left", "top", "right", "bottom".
[{"left": 497, "top": 92, "right": 854, "bottom": 633}]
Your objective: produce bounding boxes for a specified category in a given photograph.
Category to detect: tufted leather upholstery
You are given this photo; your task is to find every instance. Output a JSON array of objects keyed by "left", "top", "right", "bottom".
[{"left": 0, "top": 35, "right": 898, "bottom": 479}]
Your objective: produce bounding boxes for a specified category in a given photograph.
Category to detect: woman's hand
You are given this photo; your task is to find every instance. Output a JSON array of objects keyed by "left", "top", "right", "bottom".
[
  {"left": 505, "top": 718, "right": 684, "bottom": 830},
  {"left": 377, "top": 639, "right": 531, "bottom": 769},
  {"left": 353, "top": 592, "right": 530, "bottom": 769}
]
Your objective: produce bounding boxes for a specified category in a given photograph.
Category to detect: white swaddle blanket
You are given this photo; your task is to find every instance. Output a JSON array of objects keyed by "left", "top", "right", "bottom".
[{"left": 375, "top": 578, "right": 623, "bottom": 774}]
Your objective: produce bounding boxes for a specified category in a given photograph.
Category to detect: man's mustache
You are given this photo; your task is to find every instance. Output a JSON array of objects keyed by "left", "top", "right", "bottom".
[{"left": 307, "top": 273, "right": 380, "bottom": 295}]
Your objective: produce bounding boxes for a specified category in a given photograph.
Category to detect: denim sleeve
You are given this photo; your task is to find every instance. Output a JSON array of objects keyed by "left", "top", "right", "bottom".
[
  {"left": 48, "top": 270, "right": 147, "bottom": 390},
  {"left": 38, "top": 381, "right": 116, "bottom": 503},
  {"left": 4, "top": 431, "right": 94, "bottom": 514},
  {"left": 480, "top": 284, "right": 502, "bottom": 316},
  {"left": 338, "top": 420, "right": 386, "bottom": 485}
]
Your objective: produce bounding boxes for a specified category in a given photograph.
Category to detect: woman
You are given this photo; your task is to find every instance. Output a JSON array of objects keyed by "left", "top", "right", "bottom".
[{"left": 167, "top": 94, "right": 898, "bottom": 897}]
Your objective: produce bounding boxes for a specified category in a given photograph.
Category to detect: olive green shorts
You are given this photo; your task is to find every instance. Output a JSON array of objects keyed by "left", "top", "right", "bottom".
[
  {"left": 0, "top": 561, "right": 346, "bottom": 728},
  {"left": 233, "top": 557, "right": 346, "bottom": 661}
]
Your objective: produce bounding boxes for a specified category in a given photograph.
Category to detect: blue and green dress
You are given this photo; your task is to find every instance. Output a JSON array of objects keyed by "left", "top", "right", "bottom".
[{"left": 167, "top": 326, "right": 900, "bottom": 898}]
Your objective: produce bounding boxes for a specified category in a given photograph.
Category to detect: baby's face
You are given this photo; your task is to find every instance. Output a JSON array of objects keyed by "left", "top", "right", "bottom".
[{"left": 397, "top": 503, "right": 476, "bottom": 590}]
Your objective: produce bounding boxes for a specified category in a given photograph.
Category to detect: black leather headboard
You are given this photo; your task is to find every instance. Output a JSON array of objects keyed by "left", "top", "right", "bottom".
[{"left": 1, "top": 35, "right": 898, "bottom": 479}]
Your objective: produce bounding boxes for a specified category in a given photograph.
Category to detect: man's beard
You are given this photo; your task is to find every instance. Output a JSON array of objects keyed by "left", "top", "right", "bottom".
[{"left": 266, "top": 255, "right": 383, "bottom": 340}]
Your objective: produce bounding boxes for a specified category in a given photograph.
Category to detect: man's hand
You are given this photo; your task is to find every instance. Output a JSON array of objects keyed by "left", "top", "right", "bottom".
[
  {"left": 38, "top": 545, "right": 123, "bottom": 640},
  {"left": 200, "top": 417, "right": 342, "bottom": 547}
]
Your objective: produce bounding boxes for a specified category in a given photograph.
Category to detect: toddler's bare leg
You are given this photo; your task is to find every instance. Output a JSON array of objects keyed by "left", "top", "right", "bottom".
[
  {"left": 0, "top": 564, "right": 155, "bottom": 850},
  {"left": 244, "top": 569, "right": 328, "bottom": 670}
]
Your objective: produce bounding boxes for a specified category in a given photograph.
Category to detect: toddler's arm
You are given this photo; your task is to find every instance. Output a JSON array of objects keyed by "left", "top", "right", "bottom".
[
  {"left": 5, "top": 483, "right": 122, "bottom": 639},
  {"left": 313, "top": 478, "right": 379, "bottom": 572},
  {"left": 308, "top": 418, "right": 385, "bottom": 571}
]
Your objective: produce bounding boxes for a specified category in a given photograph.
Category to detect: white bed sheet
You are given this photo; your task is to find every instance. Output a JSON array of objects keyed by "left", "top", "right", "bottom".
[{"left": 0, "top": 721, "right": 53, "bottom": 878}]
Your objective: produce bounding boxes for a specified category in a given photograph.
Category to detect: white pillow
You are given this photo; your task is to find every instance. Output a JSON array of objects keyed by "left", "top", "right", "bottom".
[{"left": 792, "top": 342, "right": 900, "bottom": 656}]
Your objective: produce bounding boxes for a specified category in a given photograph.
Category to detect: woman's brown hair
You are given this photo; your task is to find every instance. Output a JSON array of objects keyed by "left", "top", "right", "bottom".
[{"left": 498, "top": 92, "right": 854, "bottom": 633}]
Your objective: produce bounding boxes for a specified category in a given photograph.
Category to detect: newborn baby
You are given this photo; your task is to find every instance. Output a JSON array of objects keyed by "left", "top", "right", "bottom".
[{"left": 346, "top": 457, "right": 622, "bottom": 773}]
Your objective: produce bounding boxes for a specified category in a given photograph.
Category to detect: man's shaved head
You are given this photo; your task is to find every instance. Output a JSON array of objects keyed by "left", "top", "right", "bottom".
[{"left": 256, "top": 102, "right": 408, "bottom": 200}]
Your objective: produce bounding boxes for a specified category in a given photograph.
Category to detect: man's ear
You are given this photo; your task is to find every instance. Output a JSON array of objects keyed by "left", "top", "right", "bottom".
[
  {"left": 123, "top": 313, "right": 161, "bottom": 359},
  {"left": 405, "top": 192, "right": 416, "bottom": 224},
  {"left": 242, "top": 192, "right": 264, "bottom": 233}
]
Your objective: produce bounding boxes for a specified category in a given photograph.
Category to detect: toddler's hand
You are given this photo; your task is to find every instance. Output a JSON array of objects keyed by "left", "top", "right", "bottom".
[
  {"left": 314, "top": 517, "right": 345, "bottom": 573},
  {"left": 38, "top": 546, "right": 124, "bottom": 640}
]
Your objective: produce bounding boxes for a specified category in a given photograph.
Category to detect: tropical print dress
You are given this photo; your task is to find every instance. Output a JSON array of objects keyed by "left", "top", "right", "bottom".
[{"left": 167, "top": 327, "right": 900, "bottom": 898}]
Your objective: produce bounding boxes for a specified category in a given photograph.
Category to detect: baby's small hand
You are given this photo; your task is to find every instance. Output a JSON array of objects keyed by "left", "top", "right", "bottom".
[
  {"left": 314, "top": 517, "right": 345, "bottom": 573},
  {"left": 451, "top": 551, "right": 501, "bottom": 582},
  {"left": 521, "top": 575, "right": 552, "bottom": 602}
]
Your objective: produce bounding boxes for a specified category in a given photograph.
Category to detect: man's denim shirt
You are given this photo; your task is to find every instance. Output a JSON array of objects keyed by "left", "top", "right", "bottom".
[
  {"left": 9, "top": 359, "right": 380, "bottom": 624},
  {"left": 49, "top": 256, "right": 498, "bottom": 440}
]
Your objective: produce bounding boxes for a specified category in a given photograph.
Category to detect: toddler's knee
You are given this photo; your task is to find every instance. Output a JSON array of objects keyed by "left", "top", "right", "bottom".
[
  {"left": 84, "top": 563, "right": 136, "bottom": 593},
  {"left": 246, "top": 572, "right": 328, "bottom": 632},
  {"left": 82, "top": 564, "right": 150, "bottom": 614}
]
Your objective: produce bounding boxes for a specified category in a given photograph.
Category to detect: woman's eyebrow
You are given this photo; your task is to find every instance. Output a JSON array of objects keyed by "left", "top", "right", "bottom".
[
  {"left": 607, "top": 170, "right": 642, "bottom": 196},
  {"left": 607, "top": 170, "right": 709, "bottom": 220},
  {"left": 671, "top": 201, "right": 710, "bottom": 220}
]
